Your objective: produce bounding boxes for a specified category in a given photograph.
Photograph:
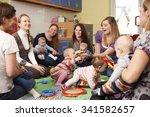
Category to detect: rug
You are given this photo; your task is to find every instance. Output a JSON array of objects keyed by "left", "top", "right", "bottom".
[{"left": 18, "top": 75, "right": 109, "bottom": 100}]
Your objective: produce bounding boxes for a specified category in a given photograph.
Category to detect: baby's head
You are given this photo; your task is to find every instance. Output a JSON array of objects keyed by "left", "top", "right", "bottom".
[
  {"left": 63, "top": 48, "right": 75, "bottom": 58},
  {"left": 92, "top": 57, "right": 106, "bottom": 73},
  {"left": 115, "top": 36, "right": 133, "bottom": 58},
  {"left": 80, "top": 42, "right": 88, "bottom": 52},
  {"left": 38, "top": 37, "right": 46, "bottom": 46}
]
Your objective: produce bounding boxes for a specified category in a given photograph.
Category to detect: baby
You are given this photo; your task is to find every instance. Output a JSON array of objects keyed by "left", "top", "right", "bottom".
[
  {"left": 15, "top": 60, "right": 41, "bottom": 98},
  {"left": 75, "top": 42, "right": 91, "bottom": 56},
  {"left": 34, "top": 37, "right": 58, "bottom": 60},
  {"left": 64, "top": 56, "right": 106, "bottom": 89},
  {"left": 92, "top": 35, "right": 134, "bottom": 96},
  {"left": 50, "top": 48, "right": 82, "bottom": 87}
]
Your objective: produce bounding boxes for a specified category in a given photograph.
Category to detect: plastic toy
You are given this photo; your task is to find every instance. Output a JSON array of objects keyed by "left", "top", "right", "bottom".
[
  {"left": 62, "top": 87, "right": 86, "bottom": 97},
  {"left": 76, "top": 80, "right": 87, "bottom": 87},
  {"left": 102, "top": 55, "right": 114, "bottom": 69},
  {"left": 41, "top": 89, "right": 56, "bottom": 98},
  {"left": 41, "top": 79, "right": 48, "bottom": 84}
]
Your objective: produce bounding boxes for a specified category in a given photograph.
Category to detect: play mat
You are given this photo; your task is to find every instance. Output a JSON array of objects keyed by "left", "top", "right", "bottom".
[{"left": 18, "top": 75, "right": 109, "bottom": 100}]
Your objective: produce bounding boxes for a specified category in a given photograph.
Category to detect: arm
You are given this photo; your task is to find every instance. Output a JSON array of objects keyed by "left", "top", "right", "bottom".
[
  {"left": 109, "top": 59, "right": 128, "bottom": 82},
  {"left": 121, "top": 49, "right": 149, "bottom": 84},
  {"left": 28, "top": 47, "right": 38, "bottom": 65},
  {"left": 95, "top": 43, "right": 101, "bottom": 54},
  {"left": 45, "top": 44, "right": 54, "bottom": 52},
  {"left": 103, "top": 47, "right": 115, "bottom": 55},
  {"left": 5, "top": 53, "right": 24, "bottom": 78},
  {"left": 16, "top": 51, "right": 32, "bottom": 67}
]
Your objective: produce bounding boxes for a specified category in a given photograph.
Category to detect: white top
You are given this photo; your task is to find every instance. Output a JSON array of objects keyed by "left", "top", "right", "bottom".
[
  {"left": 0, "top": 31, "right": 19, "bottom": 93},
  {"left": 109, "top": 53, "right": 132, "bottom": 81},
  {"left": 16, "top": 29, "right": 37, "bottom": 66},
  {"left": 74, "top": 65, "right": 98, "bottom": 89}
]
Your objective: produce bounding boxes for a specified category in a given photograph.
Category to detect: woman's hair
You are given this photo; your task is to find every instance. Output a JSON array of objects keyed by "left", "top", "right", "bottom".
[
  {"left": 48, "top": 23, "right": 59, "bottom": 52},
  {"left": 17, "top": 14, "right": 33, "bottom": 47},
  {"left": 0, "top": 2, "right": 16, "bottom": 25},
  {"left": 72, "top": 23, "right": 93, "bottom": 52},
  {"left": 143, "top": 0, "right": 150, "bottom": 31},
  {"left": 17, "top": 13, "right": 29, "bottom": 24},
  {"left": 101, "top": 16, "right": 120, "bottom": 47}
]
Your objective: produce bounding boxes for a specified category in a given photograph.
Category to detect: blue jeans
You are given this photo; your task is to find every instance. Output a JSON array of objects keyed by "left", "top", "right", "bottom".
[
  {"left": 0, "top": 78, "right": 35, "bottom": 100},
  {"left": 13, "top": 71, "right": 35, "bottom": 92}
]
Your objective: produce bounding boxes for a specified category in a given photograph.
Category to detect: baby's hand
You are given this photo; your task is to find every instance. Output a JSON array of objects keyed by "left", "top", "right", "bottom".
[{"left": 106, "top": 80, "right": 112, "bottom": 87}]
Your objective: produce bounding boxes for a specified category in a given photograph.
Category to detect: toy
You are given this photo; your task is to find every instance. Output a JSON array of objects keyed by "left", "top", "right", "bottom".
[
  {"left": 41, "top": 79, "right": 48, "bottom": 84},
  {"left": 16, "top": 60, "right": 27, "bottom": 69},
  {"left": 62, "top": 87, "right": 86, "bottom": 97},
  {"left": 102, "top": 55, "right": 114, "bottom": 69},
  {"left": 75, "top": 50, "right": 85, "bottom": 57},
  {"left": 41, "top": 89, "right": 56, "bottom": 98},
  {"left": 76, "top": 80, "right": 87, "bottom": 87}
]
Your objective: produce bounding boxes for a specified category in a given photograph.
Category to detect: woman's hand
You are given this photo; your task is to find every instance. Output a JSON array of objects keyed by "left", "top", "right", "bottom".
[
  {"left": 52, "top": 50, "right": 59, "bottom": 55},
  {"left": 93, "top": 53, "right": 105, "bottom": 57},
  {"left": 32, "top": 64, "right": 45, "bottom": 76}
]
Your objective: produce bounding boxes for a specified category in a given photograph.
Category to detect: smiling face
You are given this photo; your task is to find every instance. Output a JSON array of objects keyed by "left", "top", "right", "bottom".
[
  {"left": 75, "top": 26, "right": 82, "bottom": 40},
  {"left": 101, "top": 20, "right": 111, "bottom": 35},
  {"left": 48, "top": 25, "right": 58, "bottom": 37},
  {"left": 18, "top": 15, "right": 31, "bottom": 32}
]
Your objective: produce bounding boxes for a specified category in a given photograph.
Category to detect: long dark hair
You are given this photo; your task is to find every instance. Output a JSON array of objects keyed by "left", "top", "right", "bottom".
[
  {"left": 0, "top": 2, "right": 16, "bottom": 25},
  {"left": 48, "top": 23, "right": 59, "bottom": 52},
  {"left": 72, "top": 23, "right": 93, "bottom": 52}
]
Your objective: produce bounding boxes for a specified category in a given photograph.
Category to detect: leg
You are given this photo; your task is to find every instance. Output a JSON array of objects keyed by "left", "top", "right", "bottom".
[
  {"left": 0, "top": 85, "right": 27, "bottom": 100},
  {"left": 90, "top": 81, "right": 106, "bottom": 100},
  {"left": 21, "top": 71, "right": 33, "bottom": 80},
  {"left": 65, "top": 73, "right": 80, "bottom": 88},
  {"left": 13, "top": 76, "right": 35, "bottom": 92},
  {"left": 56, "top": 71, "right": 68, "bottom": 87},
  {"left": 99, "top": 78, "right": 133, "bottom": 95}
]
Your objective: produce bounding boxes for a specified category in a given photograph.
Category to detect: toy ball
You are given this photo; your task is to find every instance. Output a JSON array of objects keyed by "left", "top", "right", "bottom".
[
  {"left": 41, "top": 79, "right": 48, "bottom": 84},
  {"left": 41, "top": 89, "right": 56, "bottom": 97}
]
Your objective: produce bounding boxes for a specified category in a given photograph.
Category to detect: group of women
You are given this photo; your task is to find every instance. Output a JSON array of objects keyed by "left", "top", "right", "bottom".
[{"left": 0, "top": 0, "right": 150, "bottom": 100}]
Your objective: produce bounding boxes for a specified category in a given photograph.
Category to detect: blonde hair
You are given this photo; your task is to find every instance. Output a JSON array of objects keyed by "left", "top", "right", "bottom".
[
  {"left": 63, "top": 48, "right": 74, "bottom": 57},
  {"left": 80, "top": 42, "right": 88, "bottom": 49},
  {"left": 143, "top": 0, "right": 150, "bottom": 31},
  {"left": 101, "top": 16, "right": 120, "bottom": 47}
]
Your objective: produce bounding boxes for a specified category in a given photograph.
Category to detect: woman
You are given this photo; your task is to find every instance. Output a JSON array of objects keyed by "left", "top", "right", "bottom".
[
  {"left": 69, "top": 23, "right": 93, "bottom": 67},
  {"left": 91, "top": 0, "right": 150, "bottom": 100},
  {"left": 0, "top": 2, "right": 35, "bottom": 99},
  {"left": 13, "top": 14, "right": 48, "bottom": 79},
  {"left": 33, "top": 23, "right": 63, "bottom": 67},
  {"left": 94, "top": 16, "right": 120, "bottom": 76}
]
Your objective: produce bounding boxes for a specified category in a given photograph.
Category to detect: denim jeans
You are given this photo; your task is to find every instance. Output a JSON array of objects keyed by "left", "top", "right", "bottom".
[{"left": 13, "top": 71, "right": 35, "bottom": 92}]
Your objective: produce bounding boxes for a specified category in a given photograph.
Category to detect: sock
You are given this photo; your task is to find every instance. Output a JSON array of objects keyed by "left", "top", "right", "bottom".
[
  {"left": 29, "top": 88, "right": 41, "bottom": 98},
  {"left": 99, "top": 78, "right": 132, "bottom": 95}
]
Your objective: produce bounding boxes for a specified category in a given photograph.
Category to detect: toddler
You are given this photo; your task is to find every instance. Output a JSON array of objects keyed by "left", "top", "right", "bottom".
[
  {"left": 64, "top": 57, "right": 106, "bottom": 89},
  {"left": 50, "top": 48, "right": 82, "bottom": 87},
  {"left": 34, "top": 37, "right": 58, "bottom": 60},
  {"left": 75, "top": 42, "right": 91, "bottom": 56},
  {"left": 92, "top": 36, "right": 134, "bottom": 96}
]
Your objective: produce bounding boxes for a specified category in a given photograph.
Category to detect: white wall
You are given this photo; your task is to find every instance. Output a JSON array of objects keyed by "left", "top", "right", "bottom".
[{"left": 11, "top": 1, "right": 75, "bottom": 37}]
